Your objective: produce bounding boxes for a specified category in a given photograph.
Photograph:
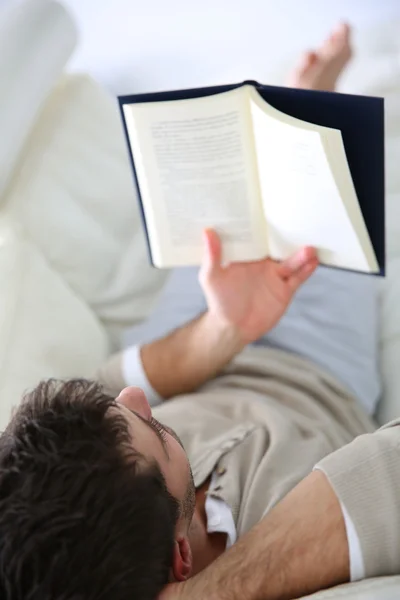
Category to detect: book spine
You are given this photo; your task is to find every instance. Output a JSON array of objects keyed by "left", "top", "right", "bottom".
[{"left": 117, "top": 98, "right": 155, "bottom": 267}]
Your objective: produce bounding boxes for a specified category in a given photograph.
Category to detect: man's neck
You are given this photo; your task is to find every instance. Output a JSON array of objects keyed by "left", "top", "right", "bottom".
[{"left": 189, "top": 479, "right": 227, "bottom": 577}]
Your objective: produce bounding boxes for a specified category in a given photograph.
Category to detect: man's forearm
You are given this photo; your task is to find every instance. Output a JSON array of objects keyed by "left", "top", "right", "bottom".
[
  {"left": 140, "top": 312, "right": 244, "bottom": 399},
  {"left": 162, "top": 470, "right": 349, "bottom": 600},
  {"left": 220, "top": 470, "right": 349, "bottom": 600}
]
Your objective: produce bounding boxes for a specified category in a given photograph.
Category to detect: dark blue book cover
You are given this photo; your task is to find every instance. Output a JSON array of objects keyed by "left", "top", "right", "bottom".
[{"left": 118, "top": 81, "right": 385, "bottom": 275}]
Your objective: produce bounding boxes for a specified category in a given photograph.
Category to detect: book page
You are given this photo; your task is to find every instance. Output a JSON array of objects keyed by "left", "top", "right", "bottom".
[
  {"left": 321, "top": 131, "right": 379, "bottom": 272},
  {"left": 123, "top": 87, "right": 267, "bottom": 267},
  {"left": 249, "top": 92, "right": 377, "bottom": 273}
]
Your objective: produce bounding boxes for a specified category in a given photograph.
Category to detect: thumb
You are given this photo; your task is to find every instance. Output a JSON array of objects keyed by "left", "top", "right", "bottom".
[
  {"left": 200, "top": 228, "right": 222, "bottom": 278},
  {"left": 286, "top": 257, "right": 318, "bottom": 292}
]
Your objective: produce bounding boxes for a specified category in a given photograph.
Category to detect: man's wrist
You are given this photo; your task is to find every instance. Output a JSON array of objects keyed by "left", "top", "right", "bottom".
[
  {"left": 199, "top": 311, "right": 245, "bottom": 358},
  {"left": 139, "top": 311, "right": 246, "bottom": 400}
]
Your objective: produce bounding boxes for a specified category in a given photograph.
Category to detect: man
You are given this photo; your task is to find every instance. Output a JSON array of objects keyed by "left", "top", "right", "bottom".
[{"left": 0, "top": 23, "right": 395, "bottom": 600}]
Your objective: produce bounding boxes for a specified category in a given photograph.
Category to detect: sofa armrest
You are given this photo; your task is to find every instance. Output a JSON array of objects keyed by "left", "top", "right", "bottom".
[{"left": 0, "top": 0, "right": 77, "bottom": 199}]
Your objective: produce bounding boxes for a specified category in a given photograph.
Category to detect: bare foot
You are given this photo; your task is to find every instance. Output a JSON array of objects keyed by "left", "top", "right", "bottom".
[{"left": 287, "top": 23, "right": 352, "bottom": 91}]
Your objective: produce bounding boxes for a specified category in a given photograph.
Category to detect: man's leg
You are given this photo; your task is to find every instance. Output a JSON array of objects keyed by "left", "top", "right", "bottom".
[
  {"left": 131, "top": 24, "right": 381, "bottom": 414},
  {"left": 287, "top": 22, "right": 351, "bottom": 91},
  {"left": 99, "top": 24, "right": 380, "bottom": 413}
]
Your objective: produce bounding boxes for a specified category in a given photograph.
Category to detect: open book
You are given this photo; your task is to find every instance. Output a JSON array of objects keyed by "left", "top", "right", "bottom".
[{"left": 120, "top": 82, "right": 384, "bottom": 274}]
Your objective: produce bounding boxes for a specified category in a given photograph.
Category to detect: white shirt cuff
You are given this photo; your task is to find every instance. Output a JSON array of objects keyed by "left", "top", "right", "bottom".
[
  {"left": 339, "top": 500, "right": 365, "bottom": 582},
  {"left": 314, "top": 466, "right": 365, "bottom": 582},
  {"left": 122, "top": 345, "right": 163, "bottom": 407}
]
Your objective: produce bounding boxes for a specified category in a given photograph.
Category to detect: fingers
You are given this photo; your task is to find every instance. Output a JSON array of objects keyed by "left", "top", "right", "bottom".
[
  {"left": 286, "top": 256, "right": 319, "bottom": 292},
  {"left": 277, "top": 247, "right": 318, "bottom": 279},
  {"left": 200, "top": 228, "right": 222, "bottom": 278}
]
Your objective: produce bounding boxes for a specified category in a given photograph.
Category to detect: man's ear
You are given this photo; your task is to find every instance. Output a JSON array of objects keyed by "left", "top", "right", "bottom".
[{"left": 171, "top": 536, "right": 192, "bottom": 581}]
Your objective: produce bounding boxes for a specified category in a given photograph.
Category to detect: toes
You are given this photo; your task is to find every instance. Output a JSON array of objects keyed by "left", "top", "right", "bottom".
[
  {"left": 304, "top": 51, "right": 318, "bottom": 69},
  {"left": 298, "top": 51, "right": 318, "bottom": 74},
  {"left": 335, "top": 22, "right": 351, "bottom": 39},
  {"left": 329, "top": 22, "right": 351, "bottom": 44},
  {"left": 287, "top": 50, "right": 319, "bottom": 88},
  {"left": 287, "top": 22, "right": 351, "bottom": 91}
]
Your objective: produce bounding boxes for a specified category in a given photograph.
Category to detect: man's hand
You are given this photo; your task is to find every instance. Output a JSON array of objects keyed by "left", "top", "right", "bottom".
[
  {"left": 140, "top": 231, "right": 318, "bottom": 399},
  {"left": 200, "top": 229, "right": 318, "bottom": 345}
]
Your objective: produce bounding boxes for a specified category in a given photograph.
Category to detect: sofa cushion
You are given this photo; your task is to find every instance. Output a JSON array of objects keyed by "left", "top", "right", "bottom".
[
  {"left": 0, "top": 216, "right": 108, "bottom": 428},
  {"left": 302, "top": 575, "right": 400, "bottom": 599},
  {"left": 4, "top": 73, "right": 168, "bottom": 348},
  {"left": 0, "top": 0, "right": 76, "bottom": 199}
]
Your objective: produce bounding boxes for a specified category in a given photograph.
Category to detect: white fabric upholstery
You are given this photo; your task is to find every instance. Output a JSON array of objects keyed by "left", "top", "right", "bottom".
[
  {"left": 303, "top": 576, "right": 400, "bottom": 599},
  {"left": 0, "top": 0, "right": 167, "bottom": 426},
  {"left": 4, "top": 72, "right": 167, "bottom": 343},
  {"left": 0, "top": 0, "right": 77, "bottom": 198},
  {"left": 0, "top": 215, "right": 108, "bottom": 412}
]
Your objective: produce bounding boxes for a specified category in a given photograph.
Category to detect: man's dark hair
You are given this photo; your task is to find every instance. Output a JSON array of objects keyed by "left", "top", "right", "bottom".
[{"left": 0, "top": 379, "right": 179, "bottom": 600}]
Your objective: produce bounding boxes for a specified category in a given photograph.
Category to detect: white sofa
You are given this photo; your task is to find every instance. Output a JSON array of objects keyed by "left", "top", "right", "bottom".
[
  {"left": 0, "top": 0, "right": 168, "bottom": 419},
  {"left": 1, "top": 1, "right": 400, "bottom": 597}
]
